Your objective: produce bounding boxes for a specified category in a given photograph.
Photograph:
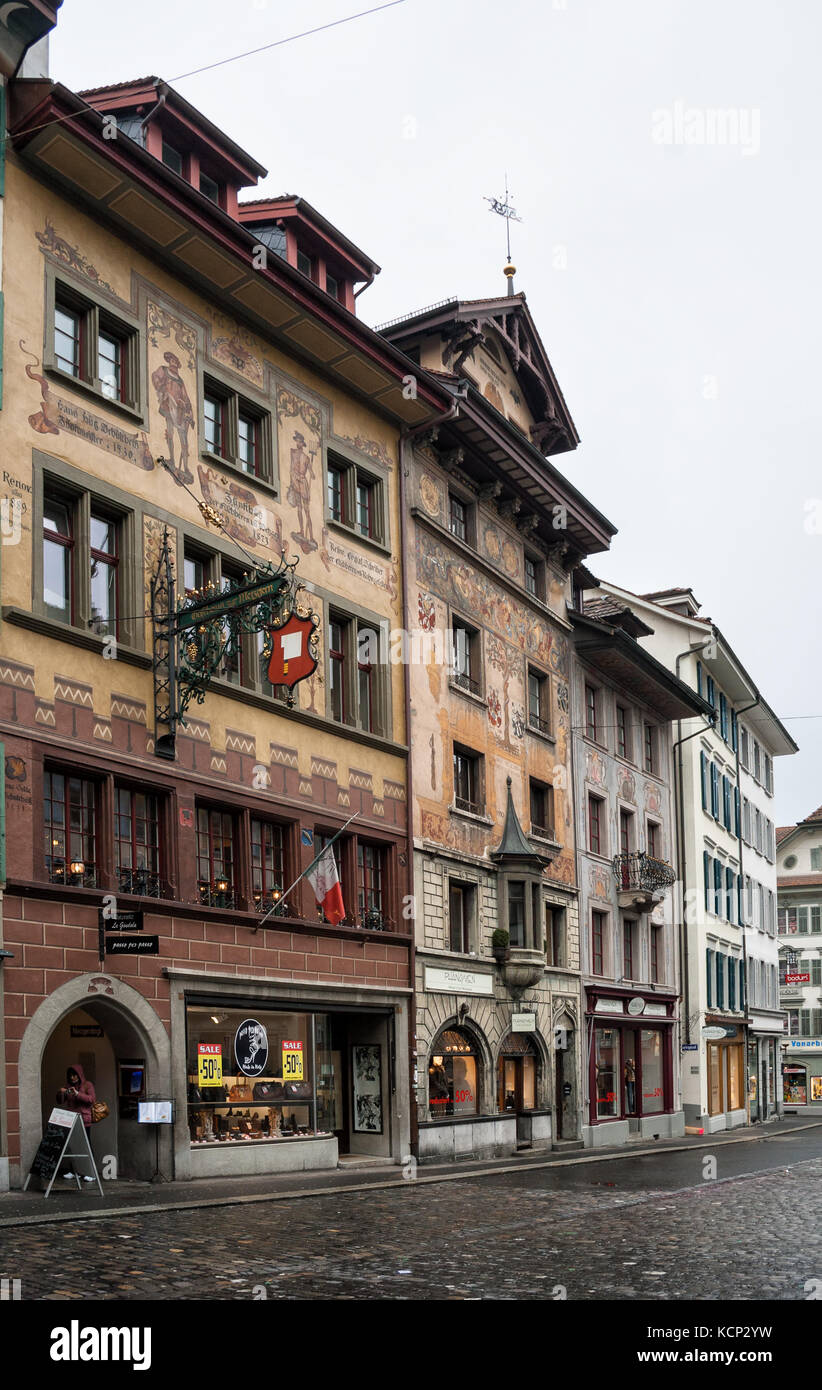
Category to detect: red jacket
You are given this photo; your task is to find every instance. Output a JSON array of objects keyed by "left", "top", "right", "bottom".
[{"left": 57, "top": 1063, "right": 95, "bottom": 1128}]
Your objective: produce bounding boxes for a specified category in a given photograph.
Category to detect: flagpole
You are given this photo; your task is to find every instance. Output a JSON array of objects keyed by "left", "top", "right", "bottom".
[{"left": 252, "top": 811, "right": 360, "bottom": 932}]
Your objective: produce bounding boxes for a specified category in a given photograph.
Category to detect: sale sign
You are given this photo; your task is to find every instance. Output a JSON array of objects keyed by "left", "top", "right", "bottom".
[
  {"left": 282, "top": 1040, "right": 304, "bottom": 1080},
  {"left": 197, "top": 1043, "right": 223, "bottom": 1088}
]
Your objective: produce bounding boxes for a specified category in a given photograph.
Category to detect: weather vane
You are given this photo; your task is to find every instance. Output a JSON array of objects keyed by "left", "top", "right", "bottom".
[{"left": 484, "top": 175, "right": 523, "bottom": 291}]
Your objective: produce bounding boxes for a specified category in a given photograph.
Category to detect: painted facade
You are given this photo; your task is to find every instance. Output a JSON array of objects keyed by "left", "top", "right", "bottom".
[{"left": 776, "top": 807, "right": 822, "bottom": 1108}]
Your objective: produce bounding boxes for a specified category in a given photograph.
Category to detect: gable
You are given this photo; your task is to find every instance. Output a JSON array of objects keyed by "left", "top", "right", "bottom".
[{"left": 460, "top": 328, "right": 535, "bottom": 436}]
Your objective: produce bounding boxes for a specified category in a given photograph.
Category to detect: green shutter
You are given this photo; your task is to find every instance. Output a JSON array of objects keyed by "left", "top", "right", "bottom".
[
  {"left": 706, "top": 948, "right": 713, "bottom": 1007},
  {"left": 700, "top": 752, "right": 708, "bottom": 810},
  {"left": 704, "top": 851, "right": 711, "bottom": 911}
]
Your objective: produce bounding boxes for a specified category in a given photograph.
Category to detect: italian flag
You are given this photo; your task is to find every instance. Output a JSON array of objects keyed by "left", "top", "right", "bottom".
[{"left": 307, "top": 845, "right": 345, "bottom": 925}]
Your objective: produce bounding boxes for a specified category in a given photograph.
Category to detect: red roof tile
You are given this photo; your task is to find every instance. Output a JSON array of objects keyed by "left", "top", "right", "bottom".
[{"left": 778, "top": 874, "right": 822, "bottom": 888}]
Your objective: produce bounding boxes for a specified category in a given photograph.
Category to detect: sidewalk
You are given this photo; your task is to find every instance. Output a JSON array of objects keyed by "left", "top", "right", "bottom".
[{"left": 2, "top": 1113, "right": 819, "bottom": 1228}]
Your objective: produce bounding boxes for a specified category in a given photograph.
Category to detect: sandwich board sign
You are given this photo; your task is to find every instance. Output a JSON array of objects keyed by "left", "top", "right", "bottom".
[{"left": 23, "top": 1107, "right": 103, "bottom": 1198}]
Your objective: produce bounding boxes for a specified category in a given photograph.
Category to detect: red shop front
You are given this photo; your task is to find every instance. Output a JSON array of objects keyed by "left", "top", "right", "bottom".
[{"left": 586, "top": 988, "right": 677, "bottom": 1132}]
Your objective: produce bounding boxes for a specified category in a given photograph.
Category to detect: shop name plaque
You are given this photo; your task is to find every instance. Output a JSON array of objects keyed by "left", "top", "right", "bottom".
[
  {"left": 512, "top": 1012, "right": 536, "bottom": 1032},
  {"left": 425, "top": 966, "right": 494, "bottom": 997},
  {"left": 105, "top": 935, "right": 159, "bottom": 955}
]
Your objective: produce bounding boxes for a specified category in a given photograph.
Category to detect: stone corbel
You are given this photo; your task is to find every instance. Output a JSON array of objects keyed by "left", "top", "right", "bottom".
[
  {"left": 479, "top": 480, "right": 503, "bottom": 504},
  {"left": 499, "top": 497, "right": 521, "bottom": 522}
]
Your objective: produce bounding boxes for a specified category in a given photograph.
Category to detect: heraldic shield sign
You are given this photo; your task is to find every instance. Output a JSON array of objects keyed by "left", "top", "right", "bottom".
[{"left": 267, "top": 612, "right": 319, "bottom": 691}]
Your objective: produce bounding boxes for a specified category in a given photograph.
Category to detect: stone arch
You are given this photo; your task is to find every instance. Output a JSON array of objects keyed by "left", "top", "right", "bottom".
[
  {"left": 18, "top": 972, "right": 172, "bottom": 1186},
  {"left": 427, "top": 1014, "right": 494, "bottom": 1115}
]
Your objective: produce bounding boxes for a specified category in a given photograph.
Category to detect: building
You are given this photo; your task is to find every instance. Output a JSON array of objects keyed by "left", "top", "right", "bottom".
[
  {"left": 776, "top": 806, "right": 822, "bottom": 1108},
  {"left": 0, "top": 19, "right": 457, "bottom": 1189},
  {"left": 380, "top": 290, "right": 616, "bottom": 1160},
  {"left": 569, "top": 591, "right": 713, "bottom": 1147},
  {"left": 589, "top": 584, "right": 796, "bottom": 1132}
]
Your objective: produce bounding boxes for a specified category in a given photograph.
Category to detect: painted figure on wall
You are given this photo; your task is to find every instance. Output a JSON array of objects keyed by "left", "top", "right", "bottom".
[
  {"left": 287, "top": 430, "right": 318, "bottom": 554},
  {"left": 152, "top": 352, "right": 195, "bottom": 482}
]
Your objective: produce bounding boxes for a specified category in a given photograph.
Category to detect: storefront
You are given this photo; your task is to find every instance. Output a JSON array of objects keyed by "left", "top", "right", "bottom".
[
  {"left": 170, "top": 973, "right": 409, "bottom": 1179},
  {"left": 584, "top": 989, "right": 680, "bottom": 1147},
  {"left": 781, "top": 1040, "right": 822, "bottom": 1106},
  {"left": 747, "top": 1031, "right": 780, "bottom": 1121},
  {"left": 704, "top": 1019, "right": 746, "bottom": 1129}
]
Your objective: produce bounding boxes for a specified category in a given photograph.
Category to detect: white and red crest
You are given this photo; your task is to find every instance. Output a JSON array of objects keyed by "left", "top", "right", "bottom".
[{"left": 266, "top": 613, "right": 317, "bottom": 690}]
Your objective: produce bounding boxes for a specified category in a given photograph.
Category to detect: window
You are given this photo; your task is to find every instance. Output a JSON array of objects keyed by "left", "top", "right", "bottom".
[
  {"left": 640, "top": 1029, "right": 665, "bottom": 1115},
  {"left": 527, "top": 667, "right": 550, "bottom": 733},
  {"left": 297, "top": 247, "right": 313, "bottom": 278},
  {"left": 716, "top": 953, "right": 725, "bottom": 1009},
  {"left": 623, "top": 920, "right": 636, "bottom": 980},
  {"left": 196, "top": 807, "right": 235, "bottom": 907},
  {"left": 798, "top": 907, "right": 809, "bottom": 935},
  {"left": 41, "top": 482, "right": 130, "bottom": 641},
  {"left": 700, "top": 750, "right": 709, "bottom": 810},
  {"left": 588, "top": 794, "right": 604, "bottom": 855},
  {"left": 508, "top": 881, "right": 526, "bottom": 946},
  {"left": 357, "top": 843, "right": 386, "bottom": 926},
  {"left": 44, "top": 771, "right": 97, "bottom": 886},
  {"left": 594, "top": 1027, "right": 618, "bottom": 1116},
  {"left": 448, "top": 492, "right": 468, "bottom": 543},
  {"left": 51, "top": 282, "right": 138, "bottom": 408},
  {"left": 524, "top": 554, "right": 543, "bottom": 599},
  {"left": 643, "top": 722, "right": 657, "bottom": 775},
  {"left": 719, "top": 692, "right": 728, "bottom": 742},
  {"left": 545, "top": 904, "right": 565, "bottom": 968},
  {"left": 454, "top": 746, "right": 483, "bottom": 815},
  {"left": 529, "top": 779, "right": 554, "bottom": 840},
  {"left": 650, "top": 925, "right": 664, "bottom": 984},
  {"left": 585, "top": 684, "right": 599, "bottom": 742},
  {"left": 711, "top": 762, "right": 720, "bottom": 820},
  {"left": 313, "top": 831, "right": 345, "bottom": 923},
  {"left": 592, "top": 910, "right": 606, "bottom": 975},
  {"left": 161, "top": 138, "right": 183, "bottom": 174},
  {"left": 740, "top": 726, "right": 750, "bottom": 770},
  {"left": 722, "top": 776, "right": 732, "bottom": 832},
  {"left": 713, "top": 859, "right": 723, "bottom": 918},
  {"left": 429, "top": 1028, "right": 478, "bottom": 1118},
  {"left": 202, "top": 376, "right": 270, "bottom": 480},
  {"left": 452, "top": 620, "right": 481, "bottom": 695},
  {"left": 616, "top": 705, "right": 631, "bottom": 761},
  {"left": 706, "top": 948, "right": 713, "bottom": 1007},
  {"left": 811, "top": 848, "right": 822, "bottom": 871},
  {"left": 325, "top": 272, "right": 341, "bottom": 301},
  {"left": 753, "top": 741, "right": 761, "bottom": 782},
  {"left": 728, "top": 958, "right": 737, "bottom": 1010},
  {"left": 647, "top": 820, "right": 661, "bottom": 859},
  {"left": 619, "top": 809, "right": 635, "bottom": 856},
  {"left": 327, "top": 613, "right": 385, "bottom": 734},
  {"left": 449, "top": 881, "right": 474, "bottom": 953},
  {"left": 114, "top": 786, "right": 163, "bottom": 896},
  {"left": 725, "top": 866, "right": 735, "bottom": 924},
  {"left": 250, "top": 819, "right": 286, "bottom": 912},
  {"left": 199, "top": 170, "right": 221, "bottom": 205},
  {"left": 325, "top": 452, "right": 386, "bottom": 544}
]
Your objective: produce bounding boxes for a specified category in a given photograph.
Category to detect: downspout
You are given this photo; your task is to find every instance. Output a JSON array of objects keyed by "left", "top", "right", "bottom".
[
  {"left": 399, "top": 390, "right": 462, "bottom": 1158},
  {"left": 674, "top": 639, "right": 717, "bottom": 1044}
]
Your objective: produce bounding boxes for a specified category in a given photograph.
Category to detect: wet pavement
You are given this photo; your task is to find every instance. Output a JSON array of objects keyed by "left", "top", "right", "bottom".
[{"left": 2, "top": 1123, "right": 820, "bottom": 1300}]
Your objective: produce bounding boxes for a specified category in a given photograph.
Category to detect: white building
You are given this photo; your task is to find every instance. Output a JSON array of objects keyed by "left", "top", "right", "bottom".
[
  {"left": 776, "top": 806, "right": 822, "bottom": 1109},
  {"left": 588, "top": 584, "right": 797, "bottom": 1131}
]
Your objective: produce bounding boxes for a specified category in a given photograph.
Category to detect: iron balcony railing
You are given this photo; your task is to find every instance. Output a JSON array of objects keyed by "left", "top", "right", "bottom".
[{"left": 613, "top": 851, "right": 676, "bottom": 894}]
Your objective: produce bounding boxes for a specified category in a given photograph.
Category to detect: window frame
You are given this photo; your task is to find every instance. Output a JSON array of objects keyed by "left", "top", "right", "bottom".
[
  {"left": 451, "top": 615, "right": 483, "bottom": 698},
  {"left": 324, "top": 447, "right": 389, "bottom": 551},
  {"left": 44, "top": 767, "right": 99, "bottom": 888},
  {"left": 527, "top": 664, "right": 551, "bottom": 736},
  {"left": 326, "top": 606, "right": 389, "bottom": 737},
  {"left": 453, "top": 743, "right": 484, "bottom": 817},
  {"left": 591, "top": 909, "right": 606, "bottom": 976},
  {"left": 195, "top": 804, "right": 237, "bottom": 909},
  {"left": 45, "top": 270, "right": 144, "bottom": 421},
  {"left": 448, "top": 879, "right": 476, "bottom": 954},
  {"left": 200, "top": 371, "right": 273, "bottom": 484},
  {"left": 585, "top": 683, "right": 601, "bottom": 743},
  {"left": 588, "top": 793, "right": 606, "bottom": 857}
]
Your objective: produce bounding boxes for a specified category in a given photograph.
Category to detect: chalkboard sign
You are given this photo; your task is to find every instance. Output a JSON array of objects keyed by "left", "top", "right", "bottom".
[{"left": 23, "top": 1108, "right": 103, "bottom": 1198}]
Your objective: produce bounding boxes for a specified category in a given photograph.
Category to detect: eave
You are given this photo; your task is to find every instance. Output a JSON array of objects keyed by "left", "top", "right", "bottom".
[
  {"left": 239, "top": 197, "right": 380, "bottom": 283},
  {"left": 571, "top": 611, "right": 717, "bottom": 722},
  {"left": 9, "top": 82, "right": 450, "bottom": 429}
]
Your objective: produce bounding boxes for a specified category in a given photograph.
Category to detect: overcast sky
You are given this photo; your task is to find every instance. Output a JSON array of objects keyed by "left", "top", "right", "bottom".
[{"left": 50, "top": 0, "right": 821, "bottom": 825}]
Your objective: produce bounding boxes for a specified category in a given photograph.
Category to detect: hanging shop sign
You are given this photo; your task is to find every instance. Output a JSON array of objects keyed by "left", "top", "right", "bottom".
[
  {"left": 234, "top": 1019, "right": 269, "bottom": 1078},
  {"left": 197, "top": 1043, "right": 223, "bottom": 1089},
  {"left": 282, "top": 1039, "right": 304, "bottom": 1081},
  {"left": 785, "top": 973, "right": 811, "bottom": 984},
  {"left": 266, "top": 612, "right": 319, "bottom": 691}
]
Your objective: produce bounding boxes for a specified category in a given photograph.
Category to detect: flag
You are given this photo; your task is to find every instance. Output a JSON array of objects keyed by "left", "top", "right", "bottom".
[{"left": 306, "top": 845, "right": 345, "bottom": 925}]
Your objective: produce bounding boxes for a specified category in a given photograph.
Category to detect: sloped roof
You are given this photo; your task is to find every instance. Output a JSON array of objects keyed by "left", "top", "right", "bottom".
[
  {"left": 776, "top": 826, "right": 795, "bottom": 844},
  {"left": 778, "top": 874, "right": 822, "bottom": 888},
  {"left": 490, "top": 779, "right": 545, "bottom": 867}
]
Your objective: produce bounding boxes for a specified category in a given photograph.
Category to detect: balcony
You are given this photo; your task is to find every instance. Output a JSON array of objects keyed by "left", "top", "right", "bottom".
[
  {"left": 452, "top": 670, "right": 481, "bottom": 696},
  {"left": 613, "top": 851, "right": 676, "bottom": 910}
]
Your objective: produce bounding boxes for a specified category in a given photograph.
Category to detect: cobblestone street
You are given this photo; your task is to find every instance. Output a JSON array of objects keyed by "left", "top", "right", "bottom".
[{"left": 3, "top": 1127, "right": 821, "bottom": 1301}]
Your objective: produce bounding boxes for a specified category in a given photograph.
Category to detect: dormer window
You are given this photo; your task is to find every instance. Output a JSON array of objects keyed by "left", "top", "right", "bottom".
[
  {"left": 297, "top": 247, "right": 314, "bottom": 279},
  {"left": 252, "top": 225, "right": 287, "bottom": 259},
  {"left": 162, "top": 138, "right": 183, "bottom": 175},
  {"left": 115, "top": 113, "right": 145, "bottom": 146},
  {"left": 200, "top": 171, "right": 221, "bottom": 205}
]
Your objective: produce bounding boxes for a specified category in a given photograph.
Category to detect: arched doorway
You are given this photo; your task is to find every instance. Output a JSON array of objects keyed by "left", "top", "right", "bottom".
[
  {"left": 554, "top": 1012, "right": 577, "bottom": 1141},
  {"left": 18, "top": 974, "right": 172, "bottom": 1187}
]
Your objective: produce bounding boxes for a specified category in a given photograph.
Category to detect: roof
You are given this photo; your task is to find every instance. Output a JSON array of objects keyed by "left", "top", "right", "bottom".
[
  {"left": 237, "top": 194, "right": 380, "bottom": 279},
  {"left": 800, "top": 804, "right": 822, "bottom": 824},
  {"left": 490, "top": 779, "right": 548, "bottom": 867},
  {"left": 571, "top": 608, "right": 716, "bottom": 723},
  {"left": 78, "top": 76, "right": 160, "bottom": 95},
  {"left": 778, "top": 874, "right": 822, "bottom": 889},
  {"left": 582, "top": 596, "right": 653, "bottom": 639},
  {"left": 776, "top": 826, "right": 795, "bottom": 844}
]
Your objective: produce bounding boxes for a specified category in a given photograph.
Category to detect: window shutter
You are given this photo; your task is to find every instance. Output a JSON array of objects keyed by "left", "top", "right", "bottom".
[
  {"left": 725, "top": 867, "right": 734, "bottom": 924},
  {"left": 731, "top": 711, "right": 738, "bottom": 753},
  {"left": 714, "top": 858, "right": 723, "bottom": 917},
  {"left": 703, "top": 851, "right": 711, "bottom": 911},
  {"left": 716, "top": 953, "right": 725, "bottom": 1009},
  {"left": 729, "top": 958, "right": 736, "bottom": 1010},
  {"left": 696, "top": 661, "right": 703, "bottom": 697},
  {"left": 700, "top": 751, "right": 708, "bottom": 810},
  {"left": 706, "top": 948, "right": 713, "bottom": 1008},
  {"left": 734, "top": 787, "right": 741, "bottom": 838},
  {"left": 736, "top": 874, "right": 743, "bottom": 924}
]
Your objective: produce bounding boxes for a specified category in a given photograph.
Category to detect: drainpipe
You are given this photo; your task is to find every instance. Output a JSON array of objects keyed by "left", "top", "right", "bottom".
[
  {"left": 398, "top": 389, "right": 462, "bottom": 1158},
  {"left": 673, "top": 640, "right": 717, "bottom": 1045}
]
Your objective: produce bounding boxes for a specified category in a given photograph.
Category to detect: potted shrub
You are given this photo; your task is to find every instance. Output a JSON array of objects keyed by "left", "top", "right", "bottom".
[{"left": 492, "top": 928, "right": 510, "bottom": 963}]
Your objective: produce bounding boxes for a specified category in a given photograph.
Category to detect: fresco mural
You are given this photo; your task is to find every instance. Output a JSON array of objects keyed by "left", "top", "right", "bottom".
[
  {"left": 277, "top": 387, "right": 322, "bottom": 556},
  {"left": 21, "top": 341, "right": 155, "bottom": 469},
  {"left": 36, "top": 219, "right": 114, "bottom": 292},
  {"left": 151, "top": 349, "right": 195, "bottom": 483}
]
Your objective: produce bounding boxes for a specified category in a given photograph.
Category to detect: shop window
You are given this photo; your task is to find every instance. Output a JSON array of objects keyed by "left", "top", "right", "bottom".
[
  {"left": 250, "top": 819, "right": 286, "bottom": 912},
  {"left": 196, "top": 806, "right": 236, "bottom": 908},
  {"left": 783, "top": 1065, "right": 807, "bottom": 1105},
  {"left": 545, "top": 903, "right": 565, "bottom": 968},
  {"left": 428, "top": 1029, "right": 478, "bottom": 1118},
  {"left": 186, "top": 1005, "right": 319, "bottom": 1145},
  {"left": 527, "top": 667, "right": 550, "bottom": 734},
  {"left": 357, "top": 842, "right": 386, "bottom": 929},
  {"left": 50, "top": 279, "right": 140, "bottom": 410},
  {"left": 451, "top": 619, "right": 481, "bottom": 695},
  {"left": 114, "top": 785, "right": 164, "bottom": 897},
  {"left": 595, "top": 1028, "right": 619, "bottom": 1117},
  {"left": 448, "top": 880, "right": 475, "bottom": 953},
  {"left": 44, "top": 770, "right": 97, "bottom": 887},
  {"left": 498, "top": 1033, "right": 537, "bottom": 1112},
  {"left": 453, "top": 744, "right": 484, "bottom": 816},
  {"left": 640, "top": 1030, "right": 665, "bottom": 1114}
]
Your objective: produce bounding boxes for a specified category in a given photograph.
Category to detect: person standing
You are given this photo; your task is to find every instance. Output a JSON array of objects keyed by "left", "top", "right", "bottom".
[{"left": 57, "top": 1063, "right": 96, "bottom": 1182}]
